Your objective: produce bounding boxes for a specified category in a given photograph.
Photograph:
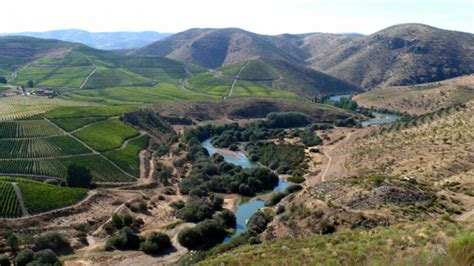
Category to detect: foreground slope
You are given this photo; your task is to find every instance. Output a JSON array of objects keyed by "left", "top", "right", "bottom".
[{"left": 354, "top": 74, "right": 474, "bottom": 115}]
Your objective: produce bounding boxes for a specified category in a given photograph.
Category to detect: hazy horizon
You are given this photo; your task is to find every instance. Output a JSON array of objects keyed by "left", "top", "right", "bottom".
[{"left": 1, "top": 0, "right": 473, "bottom": 35}]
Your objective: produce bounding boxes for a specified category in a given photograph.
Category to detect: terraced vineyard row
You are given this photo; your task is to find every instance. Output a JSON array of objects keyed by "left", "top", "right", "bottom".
[
  {"left": 0, "top": 155, "right": 133, "bottom": 182},
  {"left": 0, "top": 120, "right": 62, "bottom": 138},
  {"left": 0, "top": 136, "right": 91, "bottom": 158},
  {"left": 0, "top": 182, "right": 22, "bottom": 218}
]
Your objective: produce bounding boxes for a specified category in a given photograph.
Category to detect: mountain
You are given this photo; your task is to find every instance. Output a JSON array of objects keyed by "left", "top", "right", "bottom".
[
  {"left": 310, "top": 24, "right": 474, "bottom": 88},
  {"left": 135, "top": 28, "right": 303, "bottom": 68},
  {"left": 137, "top": 24, "right": 474, "bottom": 89},
  {"left": 0, "top": 29, "right": 171, "bottom": 50}
]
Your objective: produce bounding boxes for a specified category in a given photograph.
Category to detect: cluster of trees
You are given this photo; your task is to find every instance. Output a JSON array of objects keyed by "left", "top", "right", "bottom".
[
  {"left": 176, "top": 195, "right": 224, "bottom": 223},
  {"left": 67, "top": 164, "right": 93, "bottom": 188},
  {"left": 105, "top": 226, "right": 173, "bottom": 254},
  {"left": 103, "top": 212, "right": 144, "bottom": 234},
  {"left": 0, "top": 76, "right": 6, "bottom": 84},
  {"left": 177, "top": 219, "right": 230, "bottom": 250},
  {"left": 266, "top": 112, "right": 311, "bottom": 128},
  {"left": 265, "top": 184, "right": 303, "bottom": 206},
  {"left": 4, "top": 231, "right": 71, "bottom": 266},
  {"left": 179, "top": 156, "right": 279, "bottom": 196},
  {"left": 247, "top": 142, "right": 307, "bottom": 175},
  {"left": 334, "top": 117, "right": 359, "bottom": 127}
]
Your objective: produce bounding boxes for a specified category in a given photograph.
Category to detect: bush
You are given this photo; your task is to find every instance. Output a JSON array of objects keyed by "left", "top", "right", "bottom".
[
  {"left": 33, "top": 249, "right": 58, "bottom": 265},
  {"left": 15, "top": 249, "right": 34, "bottom": 266},
  {"left": 138, "top": 200, "right": 148, "bottom": 213},
  {"left": 276, "top": 205, "right": 286, "bottom": 215},
  {"left": 170, "top": 200, "right": 185, "bottom": 209},
  {"left": 247, "top": 211, "right": 271, "bottom": 234},
  {"left": 177, "top": 219, "right": 227, "bottom": 250},
  {"left": 214, "top": 209, "right": 237, "bottom": 228},
  {"left": 265, "top": 192, "right": 287, "bottom": 206},
  {"left": 34, "top": 231, "right": 71, "bottom": 254},
  {"left": 112, "top": 213, "right": 124, "bottom": 229},
  {"left": 140, "top": 232, "right": 172, "bottom": 254},
  {"left": 288, "top": 173, "right": 305, "bottom": 183},
  {"left": 320, "top": 218, "right": 336, "bottom": 234},
  {"left": 177, "top": 197, "right": 216, "bottom": 223},
  {"left": 6, "top": 233, "right": 18, "bottom": 251},
  {"left": 0, "top": 77, "right": 6, "bottom": 84},
  {"left": 285, "top": 184, "right": 303, "bottom": 194},
  {"left": 106, "top": 227, "right": 143, "bottom": 251},
  {"left": 0, "top": 256, "right": 10, "bottom": 266},
  {"left": 448, "top": 232, "right": 474, "bottom": 266}
]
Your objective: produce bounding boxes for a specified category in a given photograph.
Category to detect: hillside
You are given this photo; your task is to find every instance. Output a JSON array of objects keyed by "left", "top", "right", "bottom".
[
  {"left": 310, "top": 24, "right": 474, "bottom": 88},
  {"left": 0, "top": 29, "right": 171, "bottom": 50},
  {"left": 137, "top": 24, "right": 474, "bottom": 89},
  {"left": 354, "top": 74, "right": 474, "bottom": 115},
  {"left": 135, "top": 28, "right": 302, "bottom": 68}
]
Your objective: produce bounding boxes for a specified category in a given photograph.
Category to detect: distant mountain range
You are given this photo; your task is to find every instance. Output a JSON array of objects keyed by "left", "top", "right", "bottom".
[
  {"left": 0, "top": 29, "right": 171, "bottom": 50},
  {"left": 136, "top": 24, "right": 474, "bottom": 88}
]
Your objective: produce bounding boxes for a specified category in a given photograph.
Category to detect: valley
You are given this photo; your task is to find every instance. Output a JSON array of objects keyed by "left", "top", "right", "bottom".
[{"left": 0, "top": 22, "right": 472, "bottom": 266}]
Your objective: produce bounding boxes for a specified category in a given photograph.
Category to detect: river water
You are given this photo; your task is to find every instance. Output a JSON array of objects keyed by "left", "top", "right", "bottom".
[
  {"left": 201, "top": 138, "right": 288, "bottom": 240},
  {"left": 329, "top": 94, "right": 401, "bottom": 126}
]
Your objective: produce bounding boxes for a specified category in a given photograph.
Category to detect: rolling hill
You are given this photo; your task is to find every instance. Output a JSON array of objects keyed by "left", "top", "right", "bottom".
[
  {"left": 0, "top": 29, "right": 171, "bottom": 50},
  {"left": 310, "top": 24, "right": 474, "bottom": 88},
  {"left": 137, "top": 24, "right": 474, "bottom": 89}
]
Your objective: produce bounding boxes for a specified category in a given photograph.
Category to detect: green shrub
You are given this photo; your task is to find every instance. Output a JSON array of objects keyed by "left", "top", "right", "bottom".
[
  {"left": 140, "top": 232, "right": 172, "bottom": 254},
  {"left": 448, "top": 232, "right": 474, "bottom": 266},
  {"left": 106, "top": 227, "right": 143, "bottom": 251},
  {"left": 247, "top": 211, "right": 271, "bottom": 234},
  {"left": 284, "top": 184, "right": 303, "bottom": 194},
  {"left": 0, "top": 256, "right": 10, "bottom": 266},
  {"left": 67, "top": 164, "right": 93, "bottom": 188},
  {"left": 32, "top": 249, "right": 58, "bottom": 265},
  {"left": 265, "top": 192, "right": 287, "bottom": 206},
  {"left": 34, "top": 231, "right": 71, "bottom": 254},
  {"left": 15, "top": 249, "right": 34, "bottom": 266},
  {"left": 178, "top": 219, "right": 227, "bottom": 250},
  {"left": 266, "top": 112, "right": 310, "bottom": 128},
  {"left": 112, "top": 213, "right": 124, "bottom": 229},
  {"left": 214, "top": 209, "right": 237, "bottom": 228}
]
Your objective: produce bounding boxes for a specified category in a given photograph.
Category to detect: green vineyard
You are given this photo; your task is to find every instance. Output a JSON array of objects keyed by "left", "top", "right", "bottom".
[
  {"left": 0, "top": 182, "right": 22, "bottom": 218},
  {"left": 0, "top": 136, "right": 91, "bottom": 158},
  {"left": 0, "top": 155, "right": 133, "bottom": 182},
  {"left": 0, "top": 120, "right": 62, "bottom": 138}
]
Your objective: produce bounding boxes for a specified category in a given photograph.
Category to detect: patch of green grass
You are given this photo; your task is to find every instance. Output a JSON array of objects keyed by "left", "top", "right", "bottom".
[
  {"left": 0, "top": 136, "right": 91, "bottom": 158},
  {"left": 0, "top": 182, "right": 21, "bottom": 218},
  {"left": 17, "top": 179, "right": 88, "bottom": 214},
  {"left": 104, "top": 135, "right": 149, "bottom": 176},
  {"left": 82, "top": 66, "right": 153, "bottom": 88},
  {"left": 51, "top": 117, "right": 108, "bottom": 132},
  {"left": 238, "top": 60, "right": 278, "bottom": 80},
  {"left": 44, "top": 105, "right": 138, "bottom": 119},
  {"left": 219, "top": 61, "right": 248, "bottom": 76},
  {"left": 15, "top": 66, "right": 95, "bottom": 88},
  {"left": 0, "top": 120, "right": 62, "bottom": 138},
  {"left": 73, "top": 119, "right": 139, "bottom": 151},
  {"left": 187, "top": 72, "right": 232, "bottom": 96},
  {"left": 232, "top": 80, "right": 299, "bottom": 100}
]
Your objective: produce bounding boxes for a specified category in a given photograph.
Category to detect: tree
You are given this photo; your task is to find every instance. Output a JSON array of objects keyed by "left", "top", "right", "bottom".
[
  {"left": 67, "top": 164, "right": 92, "bottom": 188},
  {"left": 0, "top": 256, "right": 10, "bottom": 266},
  {"left": 15, "top": 249, "right": 34, "bottom": 266},
  {"left": 32, "top": 249, "right": 58, "bottom": 265},
  {"left": 139, "top": 232, "right": 172, "bottom": 254},
  {"left": 6, "top": 233, "right": 19, "bottom": 252},
  {"left": 26, "top": 80, "right": 34, "bottom": 88},
  {"left": 0, "top": 76, "right": 6, "bottom": 84},
  {"left": 34, "top": 231, "right": 71, "bottom": 254}
]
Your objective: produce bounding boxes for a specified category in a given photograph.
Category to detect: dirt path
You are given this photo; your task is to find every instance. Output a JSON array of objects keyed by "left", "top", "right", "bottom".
[
  {"left": 318, "top": 131, "right": 354, "bottom": 182},
  {"left": 12, "top": 182, "right": 30, "bottom": 216},
  {"left": 70, "top": 116, "right": 118, "bottom": 134},
  {"left": 227, "top": 61, "right": 249, "bottom": 98},
  {"left": 457, "top": 209, "right": 474, "bottom": 221},
  {"left": 79, "top": 58, "right": 98, "bottom": 89}
]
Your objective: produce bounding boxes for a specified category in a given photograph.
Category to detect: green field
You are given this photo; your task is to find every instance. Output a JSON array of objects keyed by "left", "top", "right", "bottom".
[
  {"left": 72, "top": 84, "right": 215, "bottom": 104},
  {"left": 15, "top": 66, "right": 95, "bottom": 88},
  {"left": 238, "top": 59, "right": 278, "bottom": 80},
  {"left": 82, "top": 66, "right": 154, "bottom": 89},
  {"left": 18, "top": 179, "right": 88, "bottom": 214},
  {"left": 0, "top": 155, "right": 133, "bottom": 182},
  {"left": 232, "top": 80, "right": 299, "bottom": 99},
  {"left": 0, "top": 182, "right": 22, "bottom": 218},
  {"left": 219, "top": 61, "right": 248, "bottom": 76},
  {"left": 44, "top": 105, "right": 138, "bottom": 119},
  {"left": 50, "top": 117, "right": 107, "bottom": 132},
  {"left": 73, "top": 119, "right": 139, "bottom": 151},
  {"left": 187, "top": 72, "right": 232, "bottom": 96},
  {"left": 0, "top": 136, "right": 91, "bottom": 158},
  {"left": 104, "top": 135, "right": 149, "bottom": 176},
  {"left": 0, "top": 119, "right": 62, "bottom": 138}
]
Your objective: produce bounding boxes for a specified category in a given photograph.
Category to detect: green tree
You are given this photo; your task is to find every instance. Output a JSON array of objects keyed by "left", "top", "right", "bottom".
[
  {"left": 0, "top": 76, "right": 7, "bottom": 84},
  {"left": 67, "top": 164, "right": 92, "bottom": 188},
  {"left": 6, "top": 233, "right": 19, "bottom": 252},
  {"left": 26, "top": 80, "right": 34, "bottom": 88}
]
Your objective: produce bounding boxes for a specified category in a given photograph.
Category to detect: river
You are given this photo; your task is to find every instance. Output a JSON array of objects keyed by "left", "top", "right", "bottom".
[
  {"left": 329, "top": 94, "right": 401, "bottom": 126},
  {"left": 201, "top": 138, "right": 289, "bottom": 241}
]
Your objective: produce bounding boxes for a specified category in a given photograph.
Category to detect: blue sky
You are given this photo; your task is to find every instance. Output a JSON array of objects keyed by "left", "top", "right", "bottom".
[{"left": 1, "top": 0, "right": 472, "bottom": 34}]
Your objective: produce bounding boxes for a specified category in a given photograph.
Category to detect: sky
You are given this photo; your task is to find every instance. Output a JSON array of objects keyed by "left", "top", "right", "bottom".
[{"left": 1, "top": 0, "right": 473, "bottom": 35}]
